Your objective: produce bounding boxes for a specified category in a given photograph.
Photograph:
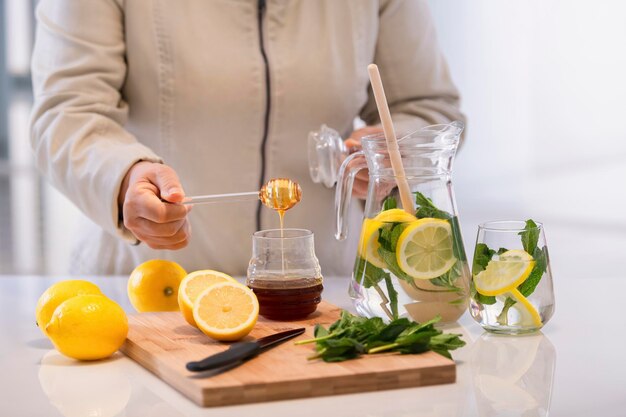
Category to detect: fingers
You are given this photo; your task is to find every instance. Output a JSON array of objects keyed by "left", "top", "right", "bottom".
[
  {"left": 348, "top": 126, "right": 384, "bottom": 141},
  {"left": 128, "top": 217, "right": 187, "bottom": 239},
  {"left": 346, "top": 126, "right": 384, "bottom": 153},
  {"left": 139, "top": 198, "right": 189, "bottom": 223},
  {"left": 120, "top": 162, "right": 191, "bottom": 250},
  {"left": 128, "top": 219, "right": 191, "bottom": 249},
  {"left": 149, "top": 164, "right": 185, "bottom": 203},
  {"left": 344, "top": 138, "right": 361, "bottom": 152},
  {"left": 355, "top": 169, "right": 369, "bottom": 182},
  {"left": 123, "top": 197, "right": 191, "bottom": 249},
  {"left": 124, "top": 215, "right": 191, "bottom": 250},
  {"left": 352, "top": 177, "right": 369, "bottom": 200}
]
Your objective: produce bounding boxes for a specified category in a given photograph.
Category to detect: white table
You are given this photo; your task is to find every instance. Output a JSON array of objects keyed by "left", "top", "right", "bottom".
[{"left": 0, "top": 275, "right": 624, "bottom": 417}]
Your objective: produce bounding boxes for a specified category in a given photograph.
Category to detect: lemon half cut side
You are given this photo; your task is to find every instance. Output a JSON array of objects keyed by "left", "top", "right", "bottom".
[
  {"left": 192, "top": 282, "right": 259, "bottom": 342},
  {"left": 178, "top": 270, "right": 237, "bottom": 327}
]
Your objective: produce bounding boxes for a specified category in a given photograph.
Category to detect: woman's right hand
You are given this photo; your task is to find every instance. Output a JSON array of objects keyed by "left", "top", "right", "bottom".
[{"left": 118, "top": 161, "right": 191, "bottom": 250}]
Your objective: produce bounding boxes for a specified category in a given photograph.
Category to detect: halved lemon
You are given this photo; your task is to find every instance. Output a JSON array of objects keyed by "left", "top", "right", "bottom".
[
  {"left": 374, "top": 208, "right": 418, "bottom": 223},
  {"left": 357, "top": 219, "right": 386, "bottom": 268},
  {"left": 395, "top": 218, "right": 457, "bottom": 279},
  {"left": 192, "top": 282, "right": 259, "bottom": 341},
  {"left": 178, "top": 270, "right": 237, "bottom": 327},
  {"left": 474, "top": 250, "right": 535, "bottom": 296},
  {"left": 508, "top": 288, "right": 543, "bottom": 328}
]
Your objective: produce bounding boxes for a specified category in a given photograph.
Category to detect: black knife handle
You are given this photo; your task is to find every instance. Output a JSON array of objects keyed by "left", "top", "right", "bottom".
[{"left": 186, "top": 342, "right": 260, "bottom": 372}]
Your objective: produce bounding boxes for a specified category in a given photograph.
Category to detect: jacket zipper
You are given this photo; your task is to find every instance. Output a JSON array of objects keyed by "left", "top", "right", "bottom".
[{"left": 256, "top": 0, "right": 271, "bottom": 231}]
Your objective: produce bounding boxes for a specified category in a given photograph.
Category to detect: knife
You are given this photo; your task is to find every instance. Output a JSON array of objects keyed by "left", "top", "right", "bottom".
[{"left": 186, "top": 328, "right": 305, "bottom": 372}]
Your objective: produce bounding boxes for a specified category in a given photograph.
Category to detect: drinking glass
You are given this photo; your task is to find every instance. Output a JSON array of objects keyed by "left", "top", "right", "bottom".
[
  {"left": 246, "top": 229, "right": 323, "bottom": 321},
  {"left": 469, "top": 221, "right": 555, "bottom": 334}
]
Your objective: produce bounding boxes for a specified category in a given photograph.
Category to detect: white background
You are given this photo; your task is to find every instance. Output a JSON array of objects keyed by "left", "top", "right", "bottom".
[
  {"left": 3, "top": 0, "right": 626, "bottom": 276},
  {"left": 429, "top": 0, "right": 626, "bottom": 282}
]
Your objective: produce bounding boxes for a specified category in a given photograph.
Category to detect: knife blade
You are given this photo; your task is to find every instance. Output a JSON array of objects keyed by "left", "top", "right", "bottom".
[{"left": 186, "top": 327, "right": 305, "bottom": 372}]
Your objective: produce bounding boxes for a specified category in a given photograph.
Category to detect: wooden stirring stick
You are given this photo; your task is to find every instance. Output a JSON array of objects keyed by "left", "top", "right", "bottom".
[{"left": 367, "top": 64, "right": 414, "bottom": 214}]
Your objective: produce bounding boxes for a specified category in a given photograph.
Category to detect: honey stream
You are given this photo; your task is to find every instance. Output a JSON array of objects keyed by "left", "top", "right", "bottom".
[{"left": 259, "top": 178, "right": 302, "bottom": 274}]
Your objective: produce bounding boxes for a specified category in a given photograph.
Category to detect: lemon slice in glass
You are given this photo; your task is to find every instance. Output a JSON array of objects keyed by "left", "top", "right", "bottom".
[
  {"left": 395, "top": 218, "right": 457, "bottom": 280},
  {"left": 508, "top": 288, "right": 543, "bottom": 328},
  {"left": 374, "top": 208, "right": 418, "bottom": 223},
  {"left": 474, "top": 249, "right": 535, "bottom": 296},
  {"left": 193, "top": 282, "right": 259, "bottom": 341},
  {"left": 357, "top": 219, "right": 386, "bottom": 268}
]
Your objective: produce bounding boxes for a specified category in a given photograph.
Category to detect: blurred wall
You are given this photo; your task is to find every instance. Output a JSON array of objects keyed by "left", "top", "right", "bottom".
[
  {"left": 429, "top": 0, "right": 626, "bottom": 225},
  {"left": 428, "top": 0, "right": 626, "bottom": 280}
]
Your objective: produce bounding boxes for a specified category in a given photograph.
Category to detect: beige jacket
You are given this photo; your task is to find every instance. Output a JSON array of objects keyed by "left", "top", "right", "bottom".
[{"left": 30, "top": 0, "right": 463, "bottom": 276}]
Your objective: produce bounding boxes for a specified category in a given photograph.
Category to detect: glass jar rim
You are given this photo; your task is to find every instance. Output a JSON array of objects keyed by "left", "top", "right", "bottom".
[
  {"left": 478, "top": 220, "right": 543, "bottom": 232},
  {"left": 253, "top": 228, "right": 313, "bottom": 240}
]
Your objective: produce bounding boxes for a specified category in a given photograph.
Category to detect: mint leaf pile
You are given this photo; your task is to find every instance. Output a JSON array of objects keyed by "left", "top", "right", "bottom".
[{"left": 295, "top": 311, "right": 465, "bottom": 362}]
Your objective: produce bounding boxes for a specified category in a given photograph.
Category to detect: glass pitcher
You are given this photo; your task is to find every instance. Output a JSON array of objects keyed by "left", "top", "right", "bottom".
[{"left": 323, "top": 121, "right": 469, "bottom": 323}]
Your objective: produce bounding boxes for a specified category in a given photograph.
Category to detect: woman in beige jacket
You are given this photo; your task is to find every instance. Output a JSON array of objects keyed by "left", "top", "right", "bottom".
[{"left": 30, "top": 0, "right": 464, "bottom": 276}]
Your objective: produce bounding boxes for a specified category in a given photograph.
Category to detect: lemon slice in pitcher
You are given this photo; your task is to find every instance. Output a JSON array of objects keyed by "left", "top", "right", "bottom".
[
  {"left": 358, "top": 219, "right": 386, "bottom": 268},
  {"left": 374, "top": 208, "right": 418, "bottom": 223},
  {"left": 474, "top": 249, "right": 534, "bottom": 296},
  {"left": 395, "top": 218, "right": 457, "bottom": 279}
]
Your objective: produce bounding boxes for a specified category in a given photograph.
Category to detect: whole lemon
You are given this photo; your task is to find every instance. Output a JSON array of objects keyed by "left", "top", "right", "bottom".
[
  {"left": 36, "top": 280, "right": 102, "bottom": 336},
  {"left": 46, "top": 294, "right": 128, "bottom": 360},
  {"left": 127, "top": 260, "right": 187, "bottom": 312}
]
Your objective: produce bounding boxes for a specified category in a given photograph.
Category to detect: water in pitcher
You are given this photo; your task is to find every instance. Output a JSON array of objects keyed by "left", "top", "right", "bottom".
[{"left": 330, "top": 121, "right": 470, "bottom": 323}]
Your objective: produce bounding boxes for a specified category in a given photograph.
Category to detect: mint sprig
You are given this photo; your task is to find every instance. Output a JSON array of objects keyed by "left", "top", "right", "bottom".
[
  {"left": 295, "top": 311, "right": 465, "bottom": 362},
  {"left": 519, "top": 219, "right": 540, "bottom": 255}
]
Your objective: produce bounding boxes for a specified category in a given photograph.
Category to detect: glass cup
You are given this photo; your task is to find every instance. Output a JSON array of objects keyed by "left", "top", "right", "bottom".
[
  {"left": 469, "top": 221, "right": 555, "bottom": 334},
  {"left": 246, "top": 229, "right": 323, "bottom": 321}
]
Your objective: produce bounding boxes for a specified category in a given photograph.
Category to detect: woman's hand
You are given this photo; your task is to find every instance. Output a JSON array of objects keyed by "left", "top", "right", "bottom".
[
  {"left": 344, "top": 126, "right": 383, "bottom": 199},
  {"left": 118, "top": 161, "right": 191, "bottom": 250}
]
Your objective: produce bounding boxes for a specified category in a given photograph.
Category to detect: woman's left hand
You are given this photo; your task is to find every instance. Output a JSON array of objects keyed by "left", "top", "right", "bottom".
[{"left": 344, "top": 126, "right": 383, "bottom": 199}]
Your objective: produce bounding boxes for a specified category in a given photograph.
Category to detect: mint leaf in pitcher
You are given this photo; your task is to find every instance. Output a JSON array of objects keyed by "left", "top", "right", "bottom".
[
  {"left": 353, "top": 257, "right": 389, "bottom": 288},
  {"left": 382, "top": 196, "right": 397, "bottom": 211},
  {"left": 414, "top": 192, "right": 450, "bottom": 220}
]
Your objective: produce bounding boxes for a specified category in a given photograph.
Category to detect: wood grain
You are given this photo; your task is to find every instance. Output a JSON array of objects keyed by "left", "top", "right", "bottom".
[{"left": 120, "top": 302, "right": 456, "bottom": 407}]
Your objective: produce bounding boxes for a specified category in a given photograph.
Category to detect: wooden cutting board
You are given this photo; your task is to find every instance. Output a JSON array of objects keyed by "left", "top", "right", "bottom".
[{"left": 121, "top": 301, "right": 455, "bottom": 407}]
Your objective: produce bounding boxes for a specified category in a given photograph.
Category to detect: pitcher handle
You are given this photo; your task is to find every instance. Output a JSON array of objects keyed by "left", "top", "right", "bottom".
[{"left": 335, "top": 151, "right": 367, "bottom": 241}]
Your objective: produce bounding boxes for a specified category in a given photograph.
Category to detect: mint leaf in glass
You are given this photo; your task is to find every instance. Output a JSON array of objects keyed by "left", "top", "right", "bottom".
[{"left": 519, "top": 219, "right": 540, "bottom": 255}]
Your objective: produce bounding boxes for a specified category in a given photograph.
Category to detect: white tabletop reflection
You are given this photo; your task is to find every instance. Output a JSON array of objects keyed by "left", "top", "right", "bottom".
[{"left": 1, "top": 275, "right": 625, "bottom": 416}]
